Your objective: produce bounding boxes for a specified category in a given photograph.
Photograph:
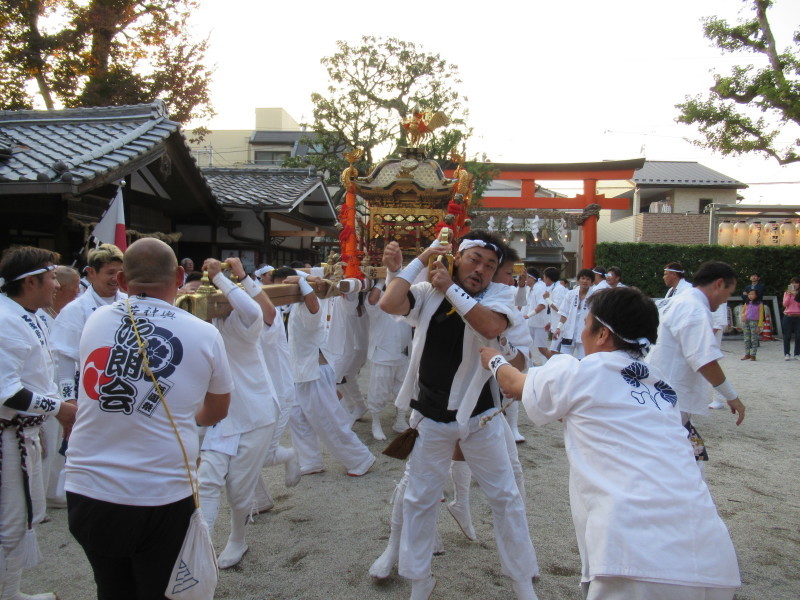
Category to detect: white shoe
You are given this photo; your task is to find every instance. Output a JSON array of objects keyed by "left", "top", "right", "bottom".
[
  {"left": 410, "top": 575, "right": 436, "bottom": 600},
  {"left": 284, "top": 448, "right": 301, "bottom": 488},
  {"left": 795, "top": 356, "right": 800, "bottom": 361},
  {"left": 392, "top": 409, "right": 409, "bottom": 433},
  {"left": 218, "top": 541, "right": 248, "bottom": 569},
  {"left": 708, "top": 401, "right": 725, "bottom": 410},
  {"left": 511, "top": 428, "right": 526, "bottom": 444},
  {"left": 786, "top": 354, "right": 792, "bottom": 361},
  {"left": 447, "top": 500, "right": 477, "bottom": 541},
  {"left": 511, "top": 578, "right": 539, "bottom": 600}
]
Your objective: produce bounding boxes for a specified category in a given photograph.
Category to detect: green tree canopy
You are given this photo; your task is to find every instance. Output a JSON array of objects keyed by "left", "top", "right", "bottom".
[
  {"left": 288, "top": 36, "right": 479, "bottom": 187},
  {"left": 0, "top": 0, "right": 214, "bottom": 129},
  {"left": 676, "top": 0, "right": 800, "bottom": 165}
]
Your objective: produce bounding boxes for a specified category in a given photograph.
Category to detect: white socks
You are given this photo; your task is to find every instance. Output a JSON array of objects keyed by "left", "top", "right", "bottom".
[{"left": 371, "top": 413, "right": 387, "bottom": 441}]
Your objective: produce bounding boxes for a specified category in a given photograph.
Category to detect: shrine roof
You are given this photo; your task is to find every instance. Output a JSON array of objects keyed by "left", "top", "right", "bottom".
[
  {"left": 202, "top": 167, "right": 334, "bottom": 213},
  {"left": 631, "top": 161, "right": 746, "bottom": 189}
]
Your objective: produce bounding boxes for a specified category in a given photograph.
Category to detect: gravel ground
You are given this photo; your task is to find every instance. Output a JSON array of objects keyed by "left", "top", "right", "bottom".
[{"left": 24, "top": 338, "right": 800, "bottom": 599}]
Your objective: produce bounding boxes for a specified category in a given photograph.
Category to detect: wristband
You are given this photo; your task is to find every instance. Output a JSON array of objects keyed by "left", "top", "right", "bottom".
[
  {"left": 488, "top": 355, "right": 510, "bottom": 379},
  {"left": 498, "top": 336, "right": 517, "bottom": 359},
  {"left": 713, "top": 379, "right": 738, "bottom": 402},
  {"left": 212, "top": 272, "right": 237, "bottom": 295},
  {"left": 386, "top": 269, "right": 399, "bottom": 285},
  {"left": 30, "top": 393, "right": 62, "bottom": 415},
  {"left": 296, "top": 270, "right": 309, "bottom": 280},
  {"left": 59, "top": 378, "right": 76, "bottom": 401},
  {"left": 298, "top": 277, "right": 313, "bottom": 297},
  {"left": 444, "top": 283, "right": 478, "bottom": 316},
  {"left": 240, "top": 275, "right": 262, "bottom": 298},
  {"left": 397, "top": 258, "right": 425, "bottom": 285}
]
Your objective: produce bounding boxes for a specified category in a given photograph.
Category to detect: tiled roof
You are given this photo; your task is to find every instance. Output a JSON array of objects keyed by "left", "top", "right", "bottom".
[
  {"left": 250, "top": 131, "right": 305, "bottom": 144},
  {"left": 632, "top": 161, "right": 746, "bottom": 188},
  {"left": 202, "top": 168, "right": 326, "bottom": 210},
  {"left": 0, "top": 101, "right": 181, "bottom": 186}
]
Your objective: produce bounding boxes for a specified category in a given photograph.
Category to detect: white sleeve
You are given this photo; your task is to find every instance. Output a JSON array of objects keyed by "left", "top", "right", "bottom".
[
  {"left": 521, "top": 354, "right": 582, "bottom": 425},
  {"left": 671, "top": 310, "right": 723, "bottom": 372}
]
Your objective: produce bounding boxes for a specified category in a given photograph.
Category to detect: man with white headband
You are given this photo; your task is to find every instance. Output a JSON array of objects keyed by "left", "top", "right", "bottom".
[
  {"left": 663, "top": 261, "right": 692, "bottom": 299},
  {"left": 379, "top": 231, "right": 539, "bottom": 600},
  {"left": 270, "top": 267, "right": 375, "bottom": 477},
  {"left": 647, "top": 261, "right": 746, "bottom": 475},
  {"left": 0, "top": 246, "right": 77, "bottom": 600},
  {"left": 50, "top": 244, "right": 126, "bottom": 407}
]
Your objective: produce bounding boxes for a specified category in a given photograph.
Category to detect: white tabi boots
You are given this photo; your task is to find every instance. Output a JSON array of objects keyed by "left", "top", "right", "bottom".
[
  {"left": 505, "top": 401, "right": 525, "bottom": 443},
  {"left": 0, "top": 570, "right": 56, "bottom": 600},
  {"left": 371, "top": 412, "right": 386, "bottom": 441},
  {"left": 446, "top": 461, "right": 476, "bottom": 541},
  {"left": 392, "top": 408, "right": 409, "bottom": 433}
]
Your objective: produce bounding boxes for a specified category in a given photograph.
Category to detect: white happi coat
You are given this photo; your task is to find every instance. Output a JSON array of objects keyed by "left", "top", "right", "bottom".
[
  {"left": 208, "top": 285, "right": 278, "bottom": 440},
  {"left": 394, "top": 281, "right": 515, "bottom": 427},
  {"left": 522, "top": 350, "right": 740, "bottom": 588},
  {"left": 288, "top": 300, "right": 331, "bottom": 384},
  {"left": 558, "top": 287, "right": 590, "bottom": 342},
  {"left": 526, "top": 280, "right": 549, "bottom": 328},
  {"left": 646, "top": 288, "right": 722, "bottom": 416},
  {"left": 50, "top": 286, "right": 126, "bottom": 399},
  {"left": 364, "top": 299, "right": 411, "bottom": 366},
  {"left": 547, "top": 282, "right": 568, "bottom": 331}
]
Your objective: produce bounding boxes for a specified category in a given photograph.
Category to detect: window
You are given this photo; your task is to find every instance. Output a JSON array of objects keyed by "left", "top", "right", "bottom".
[
  {"left": 699, "top": 198, "right": 713, "bottom": 214},
  {"left": 254, "top": 150, "right": 290, "bottom": 166}
]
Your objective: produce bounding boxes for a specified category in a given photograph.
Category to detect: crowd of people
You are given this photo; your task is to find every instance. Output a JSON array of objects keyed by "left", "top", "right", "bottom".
[{"left": 2, "top": 229, "right": 791, "bottom": 599}]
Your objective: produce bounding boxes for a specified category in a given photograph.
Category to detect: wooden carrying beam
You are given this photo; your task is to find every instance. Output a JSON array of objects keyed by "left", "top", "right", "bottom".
[{"left": 176, "top": 280, "right": 339, "bottom": 321}]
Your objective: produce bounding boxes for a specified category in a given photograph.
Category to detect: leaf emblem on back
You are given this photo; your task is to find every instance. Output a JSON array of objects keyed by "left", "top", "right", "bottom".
[
  {"left": 621, "top": 362, "right": 650, "bottom": 388},
  {"left": 654, "top": 380, "right": 677, "bottom": 407}
]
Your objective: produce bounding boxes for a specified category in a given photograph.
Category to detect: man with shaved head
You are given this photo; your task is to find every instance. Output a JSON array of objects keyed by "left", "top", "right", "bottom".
[{"left": 65, "top": 238, "right": 233, "bottom": 600}]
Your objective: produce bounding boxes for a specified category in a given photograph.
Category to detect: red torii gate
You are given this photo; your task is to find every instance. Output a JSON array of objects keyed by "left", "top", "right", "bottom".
[{"left": 445, "top": 158, "right": 645, "bottom": 268}]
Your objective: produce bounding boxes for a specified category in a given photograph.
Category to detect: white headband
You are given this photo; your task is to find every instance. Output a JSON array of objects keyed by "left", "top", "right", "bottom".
[
  {"left": 255, "top": 265, "right": 274, "bottom": 277},
  {"left": 592, "top": 268, "right": 604, "bottom": 275},
  {"left": 664, "top": 267, "right": 684, "bottom": 274},
  {"left": 594, "top": 315, "right": 651, "bottom": 355},
  {"left": 0, "top": 265, "right": 56, "bottom": 289},
  {"left": 457, "top": 239, "right": 504, "bottom": 262}
]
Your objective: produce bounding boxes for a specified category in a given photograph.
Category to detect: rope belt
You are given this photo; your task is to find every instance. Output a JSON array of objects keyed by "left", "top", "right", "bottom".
[{"left": 0, "top": 415, "right": 47, "bottom": 530}]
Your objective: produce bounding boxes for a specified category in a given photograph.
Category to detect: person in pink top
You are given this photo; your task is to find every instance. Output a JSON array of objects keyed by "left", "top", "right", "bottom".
[{"left": 782, "top": 277, "right": 800, "bottom": 360}]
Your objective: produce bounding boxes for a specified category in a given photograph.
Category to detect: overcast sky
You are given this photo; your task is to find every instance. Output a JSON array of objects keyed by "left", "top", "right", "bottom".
[{"left": 188, "top": 0, "right": 800, "bottom": 204}]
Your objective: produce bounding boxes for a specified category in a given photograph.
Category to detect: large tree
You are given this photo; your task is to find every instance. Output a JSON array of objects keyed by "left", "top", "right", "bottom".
[
  {"left": 289, "top": 36, "right": 473, "bottom": 183},
  {"left": 676, "top": 0, "right": 800, "bottom": 165},
  {"left": 0, "top": 0, "right": 214, "bottom": 127}
]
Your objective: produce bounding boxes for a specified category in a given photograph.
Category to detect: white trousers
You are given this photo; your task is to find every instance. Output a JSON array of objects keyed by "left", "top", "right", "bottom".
[
  {"left": 581, "top": 578, "right": 735, "bottom": 600},
  {"left": 199, "top": 424, "right": 275, "bottom": 517},
  {"left": 290, "top": 365, "right": 374, "bottom": 474},
  {"left": 367, "top": 361, "right": 407, "bottom": 415},
  {"left": 1, "top": 428, "right": 45, "bottom": 562},
  {"left": 398, "top": 411, "right": 538, "bottom": 581},
  {"left": 265, "top": 387, "right": 295, "bottom": 467}
]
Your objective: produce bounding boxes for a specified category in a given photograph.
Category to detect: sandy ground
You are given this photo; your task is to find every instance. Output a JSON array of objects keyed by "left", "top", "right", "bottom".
[{"left": 24, "top": 338, "right": 800, "bottom": 599}]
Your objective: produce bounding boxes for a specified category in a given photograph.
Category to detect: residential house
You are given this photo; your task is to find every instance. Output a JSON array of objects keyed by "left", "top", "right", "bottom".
[{"left": 597, "top": 160, "right": 747, "bottom": 244}]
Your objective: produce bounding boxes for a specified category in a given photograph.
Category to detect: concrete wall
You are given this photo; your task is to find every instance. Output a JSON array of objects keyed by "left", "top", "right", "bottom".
[
  {"left": 637, "top": 213, "right": 710, "bottom": 244},
  {"left": 187, "top": 130, "right": 251, "bottom": 167},
  {"left": 255, "top": 108, "right": 300, "bottom": 131},
  {"left": 598, "top": 212, "right": 637, "bottom": 243},
  {"left": 672, "top": 188, "right": 737, "bottom": 213}
]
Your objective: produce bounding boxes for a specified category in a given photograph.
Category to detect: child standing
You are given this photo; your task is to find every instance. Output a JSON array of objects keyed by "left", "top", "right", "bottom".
[{"left": 741, "top": 289, "right": 764, "bottom": 360}]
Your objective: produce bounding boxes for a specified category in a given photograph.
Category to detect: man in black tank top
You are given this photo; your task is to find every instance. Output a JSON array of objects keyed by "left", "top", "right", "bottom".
[{"left": 379, "top": 231, "right": 539, "bottom": 600}]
